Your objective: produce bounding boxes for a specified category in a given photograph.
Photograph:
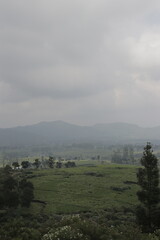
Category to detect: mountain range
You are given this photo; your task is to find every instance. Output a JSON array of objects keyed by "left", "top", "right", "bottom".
[{"left": 0, "top": 121, "right": 160, "bottom": 146}]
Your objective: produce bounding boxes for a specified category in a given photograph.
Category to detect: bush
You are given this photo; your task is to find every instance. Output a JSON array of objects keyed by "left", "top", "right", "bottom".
[
  {"left": 42, "top": 225, "right": 89, "bottom": 240},
  {"left": 41, "top": 215, "right": 107, "bottom": 240},
  {"left": 148, "top": 229, "right": 160, "bottom": 240},
  {"left": 0, "top": 218, "right": 40, "bottom": 240}
]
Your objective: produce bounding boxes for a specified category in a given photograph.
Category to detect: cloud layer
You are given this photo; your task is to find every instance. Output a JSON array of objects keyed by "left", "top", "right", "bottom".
[{"left": 1, "top": 0, "right": 160, "bottom": 127}]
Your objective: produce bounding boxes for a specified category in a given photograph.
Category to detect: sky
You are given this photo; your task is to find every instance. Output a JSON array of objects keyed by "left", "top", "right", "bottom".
[{"left": 1, "top": 0, "right": 160, "bottom": 128}]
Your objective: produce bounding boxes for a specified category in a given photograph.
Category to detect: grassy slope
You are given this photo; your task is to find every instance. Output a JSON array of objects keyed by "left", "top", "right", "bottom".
[{"left": 29, "top": 162, "right": 139, "bottom": 215}]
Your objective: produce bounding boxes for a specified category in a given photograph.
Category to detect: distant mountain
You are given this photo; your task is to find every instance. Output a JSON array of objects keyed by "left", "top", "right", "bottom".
[{"left": 0, "top": 121, "right": 160, "bottom": 146}]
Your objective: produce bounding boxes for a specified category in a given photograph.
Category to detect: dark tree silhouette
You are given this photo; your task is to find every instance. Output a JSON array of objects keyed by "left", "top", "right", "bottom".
[
  {"left": 33, "top": 159, "right": 41, "bottom": 169},
  {"left": 56, "top": 161, "right": 62, "bottom": 168},
  {"left": 3, "top": 175, "right": 19, "bottom": 208},
  {"left": 12, "top": 161, "right": 19, "bottom": 169},
  {"left": 65, "top": 161, "right": 76, "bottom": 168},
  {"left": 21, "top": 161, "right": 30, "bottom": 169},
  {"left": 136, "top": 142, "right": 160, "bottom": 232},
  {"left": 19, "top": 179, "right": 34, "bottom": 207},
  {"left": 0, "top": 167, "right": 34, "bottom": 209},
  {"left": 48, "top": 156, "right": 55, "bottom": 168}
]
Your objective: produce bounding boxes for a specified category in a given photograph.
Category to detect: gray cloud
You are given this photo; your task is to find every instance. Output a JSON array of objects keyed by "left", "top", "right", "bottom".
[{"left": 0, "top": 0, "right": 160, "bottom": 127}]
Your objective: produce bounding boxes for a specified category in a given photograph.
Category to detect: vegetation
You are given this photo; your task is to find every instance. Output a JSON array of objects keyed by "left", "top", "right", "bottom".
[
  {"left": 0, "top": 165, "right": 34, "bottom": 209},
  {"left": 30, "top": 164, "right": 138, "bottom": 214},
  {"left": 112, "top": 145, "right": 135, "bottom": 164},
  {"left": 0, "top": 143, "right": 144, "bottom": 167},
  {"left": 137, "top": 143, "right": 160, "bottom": 232},
  {"left": 0, "top": 143, "right": 160, "bottom": 239}
]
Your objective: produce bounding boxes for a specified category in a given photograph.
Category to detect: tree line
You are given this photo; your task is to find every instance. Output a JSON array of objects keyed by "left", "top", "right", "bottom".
[{"left": 12, "top": 157, "right": 76, "bottom": 170}]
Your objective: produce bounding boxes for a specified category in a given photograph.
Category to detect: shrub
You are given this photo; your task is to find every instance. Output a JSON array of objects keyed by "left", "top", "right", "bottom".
[
  {"left": 41, "top": 215, "right": 107, "bottom": 240},
  {"left": 42, "top": 225, "right": 89, "bottom": 240}
]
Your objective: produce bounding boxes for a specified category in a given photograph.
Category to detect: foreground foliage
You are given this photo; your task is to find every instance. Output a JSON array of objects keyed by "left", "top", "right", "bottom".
[
  {"left": 0, "top": 166, "right": 34, "bottom": 209},
  {"left": 1, "top": 214, "right": 160, "bottom": 240}
]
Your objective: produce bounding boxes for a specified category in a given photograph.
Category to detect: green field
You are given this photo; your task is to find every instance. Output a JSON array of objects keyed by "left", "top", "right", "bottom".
[{"left": 29, "top": 162, "right": 139, "bottom": 215}]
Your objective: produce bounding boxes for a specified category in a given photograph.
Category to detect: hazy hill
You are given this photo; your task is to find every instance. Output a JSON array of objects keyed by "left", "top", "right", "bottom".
[{"left": 0, "top": 121, "right": 160, "bottom": 146}]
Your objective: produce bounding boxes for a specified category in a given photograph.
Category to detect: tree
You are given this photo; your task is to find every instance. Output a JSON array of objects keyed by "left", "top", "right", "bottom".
[
  {"left": 65, "top": 161, "right": 76, "bottom": 168},
  {"left": 111, "top": 149, "right": 122, "bottom": 164},
  {"left": 3, "top": 175, "right": 19, "bottom": 208},
  {"left": 12, "top": 161, "right": 19, "bottom": 169},
  {"left": 4, "top": 165, "right": 12, "bottom": 174},
  {"left": 129, "top": 145, "right": 135, "bottom": 164},
  {"left": 0, "top": 167, "right": 34, "bottom": 209},
  {"left": 33, "top": 159, "right": 41, "bottom": 169},
  {"left": 48, "top": 156, "right": 55, "bottom": 168},
  {"left": 136, "top": 142, "right": 160, "bottom": 232},
  {"left": 123, "top": 145, "right": 129, "bottom": 164},
  {"left": 56, "top": 161, "right": 62, "bottom": 168},
  {"left": 21, "top": 161, "right": 30, "bottom": 169},
  {"left": 19, "top": 179, "right": 34, "bottom": 207}
]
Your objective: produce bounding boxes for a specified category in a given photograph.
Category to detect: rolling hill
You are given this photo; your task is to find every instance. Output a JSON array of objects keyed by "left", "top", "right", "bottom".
[{"left": 0, "top": 121, "right": 160, "bottom": 146}]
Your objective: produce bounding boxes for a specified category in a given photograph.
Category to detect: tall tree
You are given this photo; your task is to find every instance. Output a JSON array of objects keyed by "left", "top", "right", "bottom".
[
  {"left": 0, "top": 167, "right": 34, "bottom": 209},
  {"left": 2, "top": 174, "right": 19, "bottom": 208},
  {"left": 48, "top": 156, "right": 55, "bottom": 168},
  {"left": 136, "top": 142, "right": 160, "bottom": 232},
  {"left": 19, "top": 179, "right": 34, "bottom": 207},
  {"left": 33, "top": 159, "right": 41, "bottom": 169}
]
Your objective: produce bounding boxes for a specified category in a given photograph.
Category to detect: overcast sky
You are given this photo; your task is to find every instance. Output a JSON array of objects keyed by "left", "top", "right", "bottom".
[{"left": 1, "top": 0, "right": 160, "bottom": 128}]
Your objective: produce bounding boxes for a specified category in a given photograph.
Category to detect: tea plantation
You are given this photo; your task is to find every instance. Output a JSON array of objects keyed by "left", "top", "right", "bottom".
[{"left": 29, "top": 162, "right": 139, "bottom": 214}]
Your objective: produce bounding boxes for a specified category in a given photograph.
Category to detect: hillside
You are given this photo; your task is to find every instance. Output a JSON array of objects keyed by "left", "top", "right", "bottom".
[{"left": 0, "top": 121, "right": 160, "bottom": 146}]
